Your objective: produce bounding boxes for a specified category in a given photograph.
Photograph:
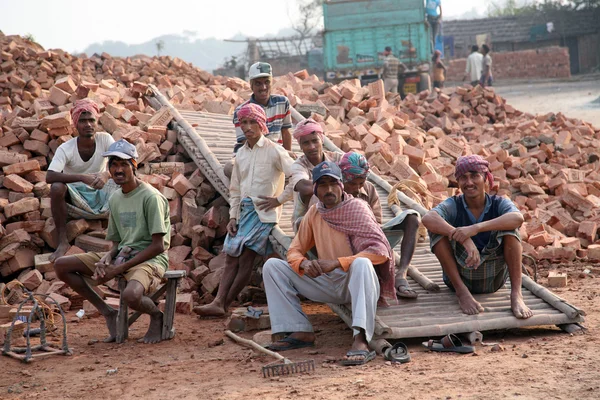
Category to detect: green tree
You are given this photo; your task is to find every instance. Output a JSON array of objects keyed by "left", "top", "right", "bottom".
[{"left": 155, "top": 40, "right": 165, "bottom": 56}]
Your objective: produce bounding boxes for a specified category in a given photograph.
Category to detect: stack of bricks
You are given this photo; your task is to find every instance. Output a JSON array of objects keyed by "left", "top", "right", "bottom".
[
  {"left": 445, "top": 46, "right": 571, "bottom": 81},
  {"left": 0, "top": 34, "right": 236, "bottom": 314}
]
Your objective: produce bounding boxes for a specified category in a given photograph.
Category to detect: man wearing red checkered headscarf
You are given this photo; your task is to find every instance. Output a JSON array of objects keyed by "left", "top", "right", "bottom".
[
  {"left": 46, "top": 98, "right": 116, "bottom": 261},
  {"left": 422, "top": 154, "right": 533, "bottom": 320}
]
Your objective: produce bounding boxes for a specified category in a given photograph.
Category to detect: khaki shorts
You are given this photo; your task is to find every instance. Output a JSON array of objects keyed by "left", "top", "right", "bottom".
[{"left": 74, "top": 252, "right": 164, "bottom": 294}]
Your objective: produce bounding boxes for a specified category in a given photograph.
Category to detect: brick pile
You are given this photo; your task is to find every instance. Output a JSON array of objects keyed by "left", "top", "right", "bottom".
[
  {"left": 445, "top": 46, "right": 571, "bottom": 81},
  {"left": 0, "top": 34, "right": 238, "bottom": 316}
]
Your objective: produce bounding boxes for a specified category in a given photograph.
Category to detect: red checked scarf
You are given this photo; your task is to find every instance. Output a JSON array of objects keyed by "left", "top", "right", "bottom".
[{"left": 317, "top": 195, "right": 396, "bottom": 306}]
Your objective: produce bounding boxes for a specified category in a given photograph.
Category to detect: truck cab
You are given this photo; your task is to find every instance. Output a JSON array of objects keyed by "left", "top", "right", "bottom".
[{"left": 322, "top": 0, "right": 432, "bottom": 95}]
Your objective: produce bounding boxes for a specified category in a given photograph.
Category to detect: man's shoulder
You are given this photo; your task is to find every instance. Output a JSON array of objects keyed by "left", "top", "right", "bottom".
[
  {"left": 56, "top": 136, "right": 77, "bottom": 151},
  {"left": 324, "top": 151, "right": 342, "bottom": 162},
  {"left": 268, "top": 94, "right": 290, "bottom": 106}
]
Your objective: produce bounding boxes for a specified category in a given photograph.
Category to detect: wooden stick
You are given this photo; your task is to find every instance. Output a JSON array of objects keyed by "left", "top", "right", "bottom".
[
  {"left": 224, "top": 330, "right": 289, "bottom": 363},
  {"left": 521, "top": 275, "right": 585, "bottom": 319}
]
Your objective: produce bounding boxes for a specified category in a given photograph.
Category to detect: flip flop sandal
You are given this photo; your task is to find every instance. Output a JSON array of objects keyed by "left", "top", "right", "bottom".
[
  {"left": 422, "top": 334, "right": 475, "bottom": 354},
  {"left": 396, "top": 278, "right": 418, "bottom": 299},
  {"left": 384, "top": 342, "right": 411, "bottom": 364},
  {"left": 340, "top": 349, "right": 377, "bottom": 366},
  {"left": 265, "top": 337, "right": 315, "bottom": 352}
]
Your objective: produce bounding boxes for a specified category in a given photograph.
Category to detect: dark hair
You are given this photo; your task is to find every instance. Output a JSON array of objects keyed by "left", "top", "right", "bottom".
[
  {"left": 471, "top": 45, "right": 479, "bottom": 52},
  {"left": 108, "top": 156, "right": 137, "bottom": 171},
  {"left": 385, "top": 46, "right": 392, "bottom": 52},
  {"left": 481, "top": 44, "right": 490, "bottom": 53}
]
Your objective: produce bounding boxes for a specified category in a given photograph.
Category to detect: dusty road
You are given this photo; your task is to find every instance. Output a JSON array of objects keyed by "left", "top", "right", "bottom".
[{"left": 494, "top": 78, "right": 600, "bottom": 128}]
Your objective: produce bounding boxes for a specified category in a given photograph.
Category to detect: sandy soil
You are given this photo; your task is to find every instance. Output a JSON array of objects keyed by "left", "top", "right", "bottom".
[{"left": 1, "top": 263, "right": 599, "bottom": 400}]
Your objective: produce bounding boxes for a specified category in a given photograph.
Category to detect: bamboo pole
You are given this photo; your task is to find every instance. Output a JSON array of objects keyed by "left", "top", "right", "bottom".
[{"left": 521, "top": 275, "right": 585, "bottom": 319}]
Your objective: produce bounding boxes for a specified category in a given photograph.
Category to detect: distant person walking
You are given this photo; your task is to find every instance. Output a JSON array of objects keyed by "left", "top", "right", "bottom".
[
  {"left": 432, "top": 50, "right": 446, "bottom": 89},
  {"left": 382, "top": 46, "right": 403, "bottom": 94},
  {"left": 463, "top": 45, "right": 483, "bottom": 86},
  {"left": 480, "top": 44, "right": 493, "bottom": 87},
  {"left": 426, "top": 0, "right": 442, "bottom": 53}
]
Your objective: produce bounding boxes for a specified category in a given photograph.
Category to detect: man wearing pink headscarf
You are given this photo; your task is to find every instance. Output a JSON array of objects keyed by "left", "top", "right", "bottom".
[
  {"left": 422, "top": 155, "right": 533, "bottom": 319},
  {"left": 46, "top": 99, "right": 116, "bottom": 261},
  {"left": 195, "top": 103, "right": 293, "bottom": 318},
  {"left": 265, "top": 118, "right": 342, "bottom": 229}
]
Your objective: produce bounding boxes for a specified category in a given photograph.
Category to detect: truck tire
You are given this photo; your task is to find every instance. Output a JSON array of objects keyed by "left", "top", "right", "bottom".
[{"left": 418, "top": 73, "right": 431, "bottom": 92}]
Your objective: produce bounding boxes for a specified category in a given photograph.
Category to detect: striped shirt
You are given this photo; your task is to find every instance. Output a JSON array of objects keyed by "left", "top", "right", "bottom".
[{"left": 233, "top": 94, "right": 292, "bottom": 153}]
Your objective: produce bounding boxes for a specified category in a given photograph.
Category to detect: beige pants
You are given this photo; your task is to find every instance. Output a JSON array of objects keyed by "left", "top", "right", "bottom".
[{"left": 384, "top": 78, "right": 398, "bottom": 93}]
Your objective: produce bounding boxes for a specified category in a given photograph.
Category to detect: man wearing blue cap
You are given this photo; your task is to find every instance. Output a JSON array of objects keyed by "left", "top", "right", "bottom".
[
  {"left": 55, "top": 139, "right": 172, "bottom": 344},
  {"left": 262, "top": 161, "right": 395, "bottom": 366}
]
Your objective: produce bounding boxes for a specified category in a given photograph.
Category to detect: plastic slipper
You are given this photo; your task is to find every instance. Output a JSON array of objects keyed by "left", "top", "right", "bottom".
[
  {"left": 396, "top": 278, "right": 418, "bottom": 299},
  {"left": 422, "top": 334, "right": 475, "bottom": 354},
  {"left": 266, "top": 337, "right": 315, "bottom": 352},
  {"left": 384, "top": 342, "right": 411, "bottom": 364},
  {"left": 340, "top": 349, "right": 377, "bottom": 366}
]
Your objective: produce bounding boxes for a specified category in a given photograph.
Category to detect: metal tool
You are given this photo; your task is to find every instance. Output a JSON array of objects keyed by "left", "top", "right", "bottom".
[
  {"left": 244, "top": 306, "right": 263, "bottom": 319},
  {"left": 224, "top": 330, "right": 315, "bottom": 378}
]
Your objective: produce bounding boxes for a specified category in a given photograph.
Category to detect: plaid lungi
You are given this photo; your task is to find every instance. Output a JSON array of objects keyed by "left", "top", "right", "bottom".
[
  {"left": 223, "top": 198, "right": 274, "bottom": 257},
  {"left": 430, "top": 230, "right": 520, "bottom": 294},
  {"left": 66, "top": 179, "right": 119, "bottom": 220}
]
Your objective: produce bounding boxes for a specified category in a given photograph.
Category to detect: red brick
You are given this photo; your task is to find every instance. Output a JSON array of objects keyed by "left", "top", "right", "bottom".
[
  {"left": 170, "top": 172, "right": 195, "bottom": 196},
  {"left": 4, "top": 197, "right": 40, "bottom": 218},
  {"left": 74, "top": 235, "right": 113, "bottom": 252},
  {"left": 2, "top": 159, "right": 40, "bottom": 175},
  {"left": 18, "top": 269, "right": 43, "bottom": 290},
  {"left": 49, "top": 85, "right": 71, "bottom": 106},
  {"left": 175, "top": 293, "right": 193, "bottom": 314}
]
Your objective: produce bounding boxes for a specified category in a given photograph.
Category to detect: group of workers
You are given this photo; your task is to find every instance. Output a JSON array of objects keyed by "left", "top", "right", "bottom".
[{"left": 51, "top": 60, "right": 530, "bottom": 365}]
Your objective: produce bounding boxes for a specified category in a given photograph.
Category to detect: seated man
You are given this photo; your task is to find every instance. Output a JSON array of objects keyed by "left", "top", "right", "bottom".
[
  {"left": 421, "top": 155, "right": 533, "bottom": 319},
  {"left": 339, "top": 151, "right": 421, "bottom": 298},
  {"left": 195, "top": 103, "right": 293, "bottom": 317},
  {"left": 46, "top": 99, "right": 116, "bottom": 261},
  {"left": 55, "top": 140, "right": 171, "bottom": 344},
  {"left": 273, "top": 118, "right": 342, "bottom": 230},
  {"left": 263, "top": 161, "right": 395, "bottom": 366}
]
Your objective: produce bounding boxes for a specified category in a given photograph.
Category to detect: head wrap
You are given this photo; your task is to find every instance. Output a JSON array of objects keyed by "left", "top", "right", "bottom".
[
  {"left": 455, "top": 155, "right": 494, "bottom": 188},
  {"left": 237, "top": 103, "right": 268, "bottom": 134},
  {"left": 339, "top": 152, "right": 370, "bottom": 183},
  {"left": 293, "top": 118, "right": 324, "bottom": 143},
  {"left": 71, "top": 98, "right": 100, "bottom": 127}
]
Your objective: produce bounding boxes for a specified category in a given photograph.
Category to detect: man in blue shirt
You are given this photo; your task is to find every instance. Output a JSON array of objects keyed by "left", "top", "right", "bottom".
[
  {"left": 422, "top": 155, "right": 533, "bottom": 319},
  {"left": 426, "top": 0, "right": 442, "bottom": 53}
]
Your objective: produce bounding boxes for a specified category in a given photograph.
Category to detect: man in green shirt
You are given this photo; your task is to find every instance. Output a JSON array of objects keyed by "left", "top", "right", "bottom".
[{"left": 55, "top": 140, "right": 171, "bottom": 344}]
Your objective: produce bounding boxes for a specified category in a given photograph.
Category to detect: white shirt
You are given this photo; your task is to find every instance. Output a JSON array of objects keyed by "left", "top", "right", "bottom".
[
  {"left": 465, "top": 52, "right": 483, "bottom": 82},
  {"left": 229, "top": 135, "right": 294, "bottom": 223},
  {"left": 48, "top": 132, "right": 115, "bottom": 174}
]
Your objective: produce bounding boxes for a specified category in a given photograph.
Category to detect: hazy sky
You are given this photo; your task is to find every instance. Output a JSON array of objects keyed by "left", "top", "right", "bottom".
[{"left": 1, "top": 0, "right": 488, "bottom": 53}]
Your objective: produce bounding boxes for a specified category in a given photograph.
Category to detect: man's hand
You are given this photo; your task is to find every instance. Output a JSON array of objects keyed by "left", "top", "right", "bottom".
[
  {"left": 92, "top": 252, "right": 113, "bottom": 281},
  {"left": 94, "top": 265, "right": 121, "bottom": 285},
  {"left": 255, "top": 196, "right": 280, "bottom": 211},
  {"left": 450, "top": 225, "right": 479, "bottom": 244},
  {"left": 90, "top": 171, "right": 110, "bottom": 190},
  {"left": 227, "top": 218, "right": 238, "bottom": 237},
  {"left": 300, "top": 259, "right": 323, "bottom": 278},
  {"left": 288, "top": 150, "right": 298, "bottom": 160},
  {"left": 463, "top": 238, "right": 481, "bottom": 269},
  {"left": 82, "top": 174, "right": 96, "bottom": 187},
  {"left": 315, "top": 259, "right": 341, "bottom": 274}
]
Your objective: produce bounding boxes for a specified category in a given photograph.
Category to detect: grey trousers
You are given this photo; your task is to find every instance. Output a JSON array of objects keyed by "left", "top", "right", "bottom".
[{"left": 263, "top": 257, "right": 380, "bottom": 342}]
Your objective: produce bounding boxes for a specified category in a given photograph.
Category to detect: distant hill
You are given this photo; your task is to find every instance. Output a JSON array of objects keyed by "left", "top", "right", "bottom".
[{"left": 82, "top": 28, "right": 299, "bottom": 72}]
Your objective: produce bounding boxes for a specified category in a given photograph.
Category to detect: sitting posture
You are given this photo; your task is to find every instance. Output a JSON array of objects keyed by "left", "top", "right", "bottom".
[
  {"left": 263, "top": 161, "right": 395, "bottom": 366},
  {"left": 421, "top": 155, "right": 533, "bottom": 319},
  {"left": 55, "top": 140, "right": 172, "bottom": 343}
]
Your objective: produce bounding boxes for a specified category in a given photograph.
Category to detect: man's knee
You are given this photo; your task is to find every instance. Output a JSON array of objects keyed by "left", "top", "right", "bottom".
[
  {"left": 224, "top": 160, "right": 234, "bottom": 179},
  {"left": 349, "top": 257, "right": 375, "bottom": 275},
  {"left": 502, "top": 234, "right": 521, "bottom": 248},
  {"left": 50, "top": 182, "right": 67, "bottom": 199},
  {"left": 121, "top": 281, "right": 144, "bottom": 307},
  {"left": 54, "top": 256, "right": 79, "bottom": 278},
  {"left": 403, "top": 214, "right": 419, "bottom": 230},
  {"left": 263, "top": 258, "right": 285, "bottom": 278}
]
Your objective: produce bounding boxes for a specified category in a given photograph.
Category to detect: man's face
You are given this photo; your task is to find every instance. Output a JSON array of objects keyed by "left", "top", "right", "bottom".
[
  {"left": 250, "top": 77, "right": 271, "bottom": 104},
  {"left": 316, "top": 176, "right": 342, "bottom": 208},
  {"left": 109, "top": 158, "right": 135, "bottom": 186},
  {"left": 298, "top": 133, "right": 323, "bottom": 160},
  {"left": 77, "top": 112, "right": 97, "bottom": 138},
  {"left": 240, "top": 117, "right": 262, "bottom": 142},
  {"left": 343, "top": 177, "right": 366, "bottom": 197},
  {"left": 458, "top": 171, "right": 485, "bottom": 199}
]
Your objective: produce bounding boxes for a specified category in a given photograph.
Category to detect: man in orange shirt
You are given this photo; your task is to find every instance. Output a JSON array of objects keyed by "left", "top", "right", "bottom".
[{"left": 263, "top": 161, "right": 394, "bottom": 366}]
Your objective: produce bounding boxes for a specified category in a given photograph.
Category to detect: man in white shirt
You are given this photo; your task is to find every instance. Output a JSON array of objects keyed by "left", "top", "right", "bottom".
[
  {"left": 46, "top": 99, "right": 115, "bottom": 261},
  {"left": 194, "top": 103, "right": 293, "bottom": 318},
  {"left": 463, "top": 45, "right": 483, "bottom": 86}
]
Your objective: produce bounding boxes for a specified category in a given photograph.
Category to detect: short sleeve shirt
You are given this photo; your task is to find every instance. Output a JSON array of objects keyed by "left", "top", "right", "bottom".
[
  {"left": 48, "top": 132, "right": 114, "bottom": 174},
  {"left": 426, "top": 0, "right": 441, "bottom": 17}
]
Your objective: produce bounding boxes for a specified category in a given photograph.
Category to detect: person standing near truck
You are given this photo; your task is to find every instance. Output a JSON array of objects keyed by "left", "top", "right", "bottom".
[
  {"left": 432, "top": 50, "right": 446, "bottom": 89},
  {"left": 426, "top": 0, "right": 442, "bottom": 53},
  {"left": 382, "top": 46, "right": 402, "bottom": 94}
]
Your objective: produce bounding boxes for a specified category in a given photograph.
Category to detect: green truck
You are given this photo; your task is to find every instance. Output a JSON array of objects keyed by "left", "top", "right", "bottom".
[{"left": 322, "top": 0, "right": 432, "bottom": 94}]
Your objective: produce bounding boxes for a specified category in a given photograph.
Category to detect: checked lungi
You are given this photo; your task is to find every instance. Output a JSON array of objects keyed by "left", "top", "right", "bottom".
[{"left": 223, "top": 198, "right": 274, "bottom": 257}]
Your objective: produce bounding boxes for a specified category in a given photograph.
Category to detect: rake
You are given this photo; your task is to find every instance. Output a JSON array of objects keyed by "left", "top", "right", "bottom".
[{"left": 224, "top": 330, "right": 315, "bottom": 377}]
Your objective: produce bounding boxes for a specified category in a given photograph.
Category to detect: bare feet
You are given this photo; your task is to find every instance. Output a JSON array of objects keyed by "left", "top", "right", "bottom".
[
  {"left": 141, "top": 312, "right": 163, "bottom": 344},
  {"left": 457, "top": 291, "right": 484, "bottom": 315},
  {"left": 511, "top": 293, "right": 533, "bottom": 319},
  {"left": 49, "top": 241, "right": 70, "bottom": 262},
  {"left": 193, "top": 302, "right": 226, "bottom": 318},
  {"left": 103, "top": 310, "right": 118, "bottom": 343}
]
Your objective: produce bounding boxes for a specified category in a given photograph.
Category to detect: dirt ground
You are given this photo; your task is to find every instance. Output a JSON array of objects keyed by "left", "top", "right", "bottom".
[{"left": 1, "top": 263, "right": 599, "bottom": 400}]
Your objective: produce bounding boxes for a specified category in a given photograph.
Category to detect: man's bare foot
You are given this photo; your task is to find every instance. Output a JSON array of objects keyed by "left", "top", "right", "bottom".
[
  {"left": 103, "top": 310, "right": 118, "bottom": 343},
  {"left": 457, "top": 291, "right": 484, "bottom": 315},
  {"left": 49, "top": 241, "right": 70, "bottom": 262},
  {"left": 511, "top": 293, "right": 533, "bottom": 319},
  {"left": 141, "top": 312, "right": 163, "bottom": 344},
  {"left": 193, "top": 302, "right": 226, "bottom": 318}
]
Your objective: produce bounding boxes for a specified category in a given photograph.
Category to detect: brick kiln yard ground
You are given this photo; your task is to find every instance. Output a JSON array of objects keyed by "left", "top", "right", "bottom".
[{"left": 2, "top": 79, "right": 600, "bottom": 400}]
